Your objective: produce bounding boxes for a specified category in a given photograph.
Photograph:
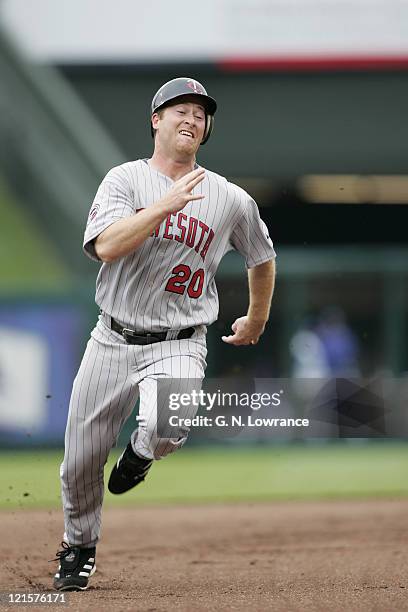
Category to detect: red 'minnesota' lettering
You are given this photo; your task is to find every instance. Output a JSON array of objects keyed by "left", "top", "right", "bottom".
[
  {"left": 194, "top": 221, "right": 209, "bottom": 253},
  {"left": 200, "top": 229, "right": 214, "bottom": 260},
  {"left": 163, "top": 214, "right": 174, "bottom": 239},
  {"left": 186, "top": 218, "right": 198, "bottom": 247},
  {"left": 175, "top": 213, "right": 187, "bottom": 243}
]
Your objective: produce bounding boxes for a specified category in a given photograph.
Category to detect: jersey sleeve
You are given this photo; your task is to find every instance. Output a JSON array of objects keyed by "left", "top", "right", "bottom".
[
  {"left": 230, "top": 193, "right": 276, "bottom": 268},
  {"left": 83, "top": 165, "right": 137, "bottom": 261}
]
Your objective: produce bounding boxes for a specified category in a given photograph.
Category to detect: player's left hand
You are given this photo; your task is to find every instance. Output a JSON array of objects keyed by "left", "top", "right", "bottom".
[{"left": 221, "top": 316, "right": 266, "bottom": 346}]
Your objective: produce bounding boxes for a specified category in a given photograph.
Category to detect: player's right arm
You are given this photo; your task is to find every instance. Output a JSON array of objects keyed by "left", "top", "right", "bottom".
[{"left": 94, "top": 168, "right": 205, "bottom": 263}]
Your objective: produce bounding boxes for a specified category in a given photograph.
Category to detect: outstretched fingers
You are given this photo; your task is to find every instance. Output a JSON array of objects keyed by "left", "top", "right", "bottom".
[
  {"left": 186, "top": 170, "right": 206, "bottom": 191},
  {"left": 163, "top": 168, "right": 206, "bottom": 212},
  {"left": 188, "top": 193, "right": 205, "bottom": 201},
  {"left": 183, "top": 168, "right": 205, "bottom": 202}
]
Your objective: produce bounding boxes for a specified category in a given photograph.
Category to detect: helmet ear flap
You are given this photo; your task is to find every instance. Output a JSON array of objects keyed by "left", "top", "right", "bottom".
[{"left": 201, "top": 115, "right": 214, "bottom": 145}]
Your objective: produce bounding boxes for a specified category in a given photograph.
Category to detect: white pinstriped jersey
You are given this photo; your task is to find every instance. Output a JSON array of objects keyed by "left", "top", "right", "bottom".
[{"left": 84, "top": 159, "right": 276, "bottom": 332}]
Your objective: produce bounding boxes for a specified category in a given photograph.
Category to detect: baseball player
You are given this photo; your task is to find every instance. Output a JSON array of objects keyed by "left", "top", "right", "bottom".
[{"left": 52, "top": 77, "right": 276, "bottom": 591}]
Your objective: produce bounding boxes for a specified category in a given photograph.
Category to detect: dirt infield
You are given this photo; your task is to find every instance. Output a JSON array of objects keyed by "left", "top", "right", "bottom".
[{"left": 0, "top": 499, "right": 407, "bottom": 611}]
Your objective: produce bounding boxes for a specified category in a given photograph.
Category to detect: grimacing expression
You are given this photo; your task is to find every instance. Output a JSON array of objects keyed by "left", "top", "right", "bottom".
[{"left": 152, "top": 99, "right": 206, "bottom": 154}]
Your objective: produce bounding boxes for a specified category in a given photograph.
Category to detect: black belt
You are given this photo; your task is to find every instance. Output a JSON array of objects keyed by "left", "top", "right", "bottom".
[{"left": 110, "top": 316, "right": 195, "bottom": 345}]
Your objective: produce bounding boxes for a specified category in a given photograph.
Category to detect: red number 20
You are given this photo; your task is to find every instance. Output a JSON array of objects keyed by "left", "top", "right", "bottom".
[{"left": 165, "top": 265, "right": 205, "bottom": 299}]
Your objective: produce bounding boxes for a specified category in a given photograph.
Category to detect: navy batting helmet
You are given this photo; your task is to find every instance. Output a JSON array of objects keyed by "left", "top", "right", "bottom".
[{"left": 150, "top": 77, "right": 217, "bottom": 145}]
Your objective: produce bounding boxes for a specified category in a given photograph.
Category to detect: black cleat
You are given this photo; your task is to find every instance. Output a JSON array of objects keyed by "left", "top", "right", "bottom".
[
  {"left": 108, "top": 442, "right": 153, "bottom": 494},
  {"left": 52, "top": 542, "right": 96, "bottom": 591}
]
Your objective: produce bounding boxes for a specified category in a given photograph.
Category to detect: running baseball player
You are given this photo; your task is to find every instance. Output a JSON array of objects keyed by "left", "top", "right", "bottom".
[{"left": 52, "top": 77, "right": 276, "bottom": 591}]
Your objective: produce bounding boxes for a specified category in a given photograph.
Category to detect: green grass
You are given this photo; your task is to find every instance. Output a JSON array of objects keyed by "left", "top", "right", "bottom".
[
  {"left": 0, "top": 177, "right": 71, "bottom": 290},
  {"left": 0, "top": 443, "right": 407, "bottom": 510}
]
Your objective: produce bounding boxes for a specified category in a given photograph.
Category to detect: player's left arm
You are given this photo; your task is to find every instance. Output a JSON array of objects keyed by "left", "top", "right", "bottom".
[{"left": 222, "top": 259, "right": 275, "bottom": 346}]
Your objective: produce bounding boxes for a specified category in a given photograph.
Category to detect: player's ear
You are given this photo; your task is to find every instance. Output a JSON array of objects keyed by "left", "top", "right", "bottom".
[{"left": 151, "top": 112, "right": 160, "bottom": 130}]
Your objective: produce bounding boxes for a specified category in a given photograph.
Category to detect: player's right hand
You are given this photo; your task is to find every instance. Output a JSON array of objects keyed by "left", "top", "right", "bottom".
[
  {"left": 221, "top": 316, "right": 266, "bottom": 346},
  {"left": 160, "top": 168, "right": 205, "bottom": 214}
]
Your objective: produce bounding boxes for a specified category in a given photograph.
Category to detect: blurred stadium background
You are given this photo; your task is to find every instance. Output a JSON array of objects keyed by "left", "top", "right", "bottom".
[{"left": 0, "top": 0, "right": 407, "bottom": 509}]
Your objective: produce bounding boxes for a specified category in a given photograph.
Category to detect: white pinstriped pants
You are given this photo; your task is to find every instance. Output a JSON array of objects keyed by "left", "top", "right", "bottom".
[{"left": 60, "top": 316, "right": 207, "bottom": 547}]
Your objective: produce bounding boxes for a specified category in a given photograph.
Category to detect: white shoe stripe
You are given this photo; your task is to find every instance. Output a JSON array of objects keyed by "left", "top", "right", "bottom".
[
  {"left": 83, "top": 564, "right": 93, "bottom": 570},
  {"left": 55, "top": 573, "right": 60, "bottom": 578},
  {"left": 88, "top": 557, "right": 95, "bottom": 563},
  {"left": 77, "top": 564, "right": 97, "bottom": 579},
  {"left": 116, "top": 449, "right": 126, "bottom": 468}
]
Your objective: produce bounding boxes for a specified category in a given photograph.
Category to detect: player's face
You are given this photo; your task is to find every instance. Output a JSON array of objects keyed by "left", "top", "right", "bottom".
[{"left": 153, "top": 99, "right": 206, "bottom": 156}]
